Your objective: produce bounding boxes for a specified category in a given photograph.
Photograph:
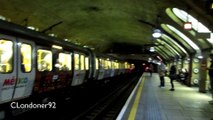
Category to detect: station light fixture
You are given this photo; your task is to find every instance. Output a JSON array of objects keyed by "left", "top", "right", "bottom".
[
  {"left": 64, "top": 39, "right": 69, "bottom": 41},
  {"left": 49, "top": 33, "right": 57, "bottom": 37},
  {"left": 83, "top": 45, "right": 89, "bottom": 48},
  {"left": 27, "top": 26, "right": 36, "bottom": 30},
  {"left": 90, "top": 47, "right": 95, "bottom": 50},
  {"left": 195, "top": 52, "right": 203, "bottom": 59},
  {"left": 183, "top": 22, "right": 192, "bottom": 30},
  {"left": 149, "top": 47, "right": 155, "bottom": 52},
  {"left": 52, "top": 45, "right": 62, "bottom": 49},
  {"left": 197, "top": 55, "right": 203, "bottom": 59},
  {"left": 27, "top": 26, "right": 39, "bottom": 31},
  {"left": 0, "top": 15, "right": 6, "bottom": 21},
  {"left": 152, "top": 29, "right": 162, "bottom": 38}
]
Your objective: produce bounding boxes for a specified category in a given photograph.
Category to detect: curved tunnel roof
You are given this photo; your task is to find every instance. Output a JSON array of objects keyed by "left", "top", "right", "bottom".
[{"left": 0, "top": 0, "right": 212, "bottom": 62}]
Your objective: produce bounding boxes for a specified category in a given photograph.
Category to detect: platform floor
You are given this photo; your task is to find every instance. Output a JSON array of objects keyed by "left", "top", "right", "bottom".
[{"left": 117, "top": 72, "right": 213, "bottom": 120}]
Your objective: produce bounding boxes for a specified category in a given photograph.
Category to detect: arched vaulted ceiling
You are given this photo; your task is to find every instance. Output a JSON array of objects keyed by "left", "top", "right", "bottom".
[{"left": 0, "top": 0, "right": 212, "bottom": 62}]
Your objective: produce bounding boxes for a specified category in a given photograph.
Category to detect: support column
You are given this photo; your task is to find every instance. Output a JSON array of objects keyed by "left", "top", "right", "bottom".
[{"left": 199, "top": 58, "right": 207, "bottom": 93}]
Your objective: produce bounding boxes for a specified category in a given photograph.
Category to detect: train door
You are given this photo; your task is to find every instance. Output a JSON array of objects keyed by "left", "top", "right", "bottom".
[
  {"left": 110, "top": 61, "right": 115, "bottom": 77},
  {"left": 84, "top": 56, "right": 90, "bottom": 82},
  {"left": 0, "top": 36, "right": 35, "bottom": 103},
  {"left": 35, "top": 47, "right": 53, "bottom": 92},
  {"left": 93, "top": 58, "right": 99, "bottom": 80},
  {"left": 72, "top": 52, "right": 86, "bottom": 86},
  {"left": 114, "top": 62, "right": 119, "bottom": 76},
  {"left": 97, "top": 58, "right": 105, "bottom": 80},
  {"left": 13, "top": 39, "right": 35, "bottom": 99},
  {"left": 55, "top": 52, "right": 72, "bottom": 88},
  {"left": 0, "top": 36, "right": 16, "bottom": 103},
  {"left": 103, "top": 60, "right": 111, "bottom": 78}
]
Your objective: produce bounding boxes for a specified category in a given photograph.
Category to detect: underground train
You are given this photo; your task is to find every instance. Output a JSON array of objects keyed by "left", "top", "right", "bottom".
[{"left": 0, "top": 19, "right": 131, "bottom": 117}]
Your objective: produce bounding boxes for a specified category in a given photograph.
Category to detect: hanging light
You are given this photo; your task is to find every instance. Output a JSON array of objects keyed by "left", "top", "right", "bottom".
[
  {"left": 183, "top": 22, "right": 192, "bottom": 30},
  {"left": 64, "top": 38, "right": 69, "bottom": 41},
  {"left": 0, "top": 15, "right": 6, "bottom": 21},
  {"left": 149, "top": 47, "right": 155, "bottom": 52},
  {"left": 152, "top": 29, "right": 162, "bottom": 38},
  {"left": 197, "top": 55, "right": 203, "bottom": 59},
  {"left": 183, "top": 10, "right": 192, "bottom": 30},
  {"left": 195, "top": 52, "right": 203, "bottom": 59}
]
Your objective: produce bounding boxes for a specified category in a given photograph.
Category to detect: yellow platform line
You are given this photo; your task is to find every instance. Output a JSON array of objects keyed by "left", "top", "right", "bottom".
[{"left": 128, "top": 76, "right": 145, "bottom": 120}]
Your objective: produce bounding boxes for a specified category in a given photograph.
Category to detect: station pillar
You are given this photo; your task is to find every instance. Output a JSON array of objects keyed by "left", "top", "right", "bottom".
[{"left": 199, "top": 58, "right": 207, "bottom": 92}]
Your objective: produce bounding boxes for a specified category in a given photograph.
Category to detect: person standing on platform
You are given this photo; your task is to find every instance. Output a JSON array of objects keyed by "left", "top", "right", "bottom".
[
  {"left": 208, "top": 53, "right": 213, "bottom": 104},
  {"left": 158, "top": 61, "right": 166, "bottom": 87},
  {"left": 169, "top": 65, "right": 176, "bottom": 91}
]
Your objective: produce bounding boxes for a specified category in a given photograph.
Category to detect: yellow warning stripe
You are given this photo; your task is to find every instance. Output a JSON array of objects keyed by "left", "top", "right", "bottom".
[{"left": 128, "top": 76, "right": 145, "bottom": 120}]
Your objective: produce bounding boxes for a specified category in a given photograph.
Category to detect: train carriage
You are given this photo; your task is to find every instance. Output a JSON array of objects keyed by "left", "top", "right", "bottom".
[
  {"left": 0, "top": 20, "right": 92, "bottom": 105},
  {"left": 0, "top": 19, "right": 132, "bottom": 119},
  {"left": 0, "top": 34, "right": 36, "bottom": 103},
  {"left": 92, "top": 53, "right": 124, "bottom": 81},
  {"left": 33, "top": 45, "right": 73, "bottom": 94}
]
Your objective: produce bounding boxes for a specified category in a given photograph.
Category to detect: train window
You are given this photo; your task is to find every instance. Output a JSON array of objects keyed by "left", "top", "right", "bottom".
[
  {"left": 104, "top": 60, "right": 107, "bottom": 69},
  {"left": 99, "top": 59, "right": 104, "bottom": 69},
  {"left": 115, "top": 62, "right": 119, "bottom": 69},
  {"left": 85, "top": 57, "right": 89, "bottom": 70},
  {"left": 0, "top": 39, "right": 13, "bottom": 73},
  {"left": 106, "top": 61, "right": 110, "bottom": 69},
  {"left": 104, "top": 60, "right": 110, "bottom": 69},
  {"left": 114, "top": 62, "right": 117, "bottom": 69},
  {"left": 80, "top": 55, "right": 85, "bottom": 70},
  {"left": 128, "top": 64, "right": 131, "bottom": 69},
  {"left": 37, "top": 49, "right": 52, "bottom": 71},
  {"left": 113, "top": 62, "right": 115, "bottom": 69},
  {"left": 111, "top": 61, "right": 114, "bottom": 69},
  {"left": 124, "top": 62, "right": 128, "bottom": 69},
  {"left": 55, "top": 53, "right": 72, "bottom": 71},
  {"left": 20, "top": 44, "right": 32, "bottom": 72},
  {"left": 107, "top": 61, "right": 112, "bottom": 69},
  {"left": 95, "top": 58, "right": 99, "bottom": 70},
  {"left": 74, "top": 53, "right": 79, "bottom": 70},
  {"left": 120, "top": 63, "right": 123, "bottom": 69}
]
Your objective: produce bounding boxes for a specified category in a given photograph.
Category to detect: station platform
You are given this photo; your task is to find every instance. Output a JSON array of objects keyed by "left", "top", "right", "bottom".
[{"left": 117, "top": 72, "right": 213, "bottom": 120}]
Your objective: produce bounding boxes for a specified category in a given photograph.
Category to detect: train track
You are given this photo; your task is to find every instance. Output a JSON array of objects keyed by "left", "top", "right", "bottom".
[
  {"left": 8, "top": 73, "right": 141, "bottom": 120},
  {"left": 70, "top": 73, "right": 141, "bottom": 120}
]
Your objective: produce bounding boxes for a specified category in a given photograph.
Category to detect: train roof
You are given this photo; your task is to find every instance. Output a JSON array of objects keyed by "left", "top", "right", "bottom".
[{"left": 0, "top": 20, "right": 89, "bottom": 53}]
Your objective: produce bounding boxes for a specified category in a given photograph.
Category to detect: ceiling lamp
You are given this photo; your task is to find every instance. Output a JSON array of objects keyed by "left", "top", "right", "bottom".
[
  {"left": 149, "top": 47, "right": 155, "bottom": 52},
  {"left": 48, "top": 33, "right": 57, "bottom": 37},
  {"left": 0, "top": 15, "right": 6, "bottom": 21},
  {"left": 183, "top": 22, "right": 192, "bottom": 30},
  {"left": 27, "top": 26, "right": 39, "bottom": 31},
  {"left": 183, "top": 10, "right": 192, "bottom": 30},
  {"left": 152, "top": 29, "right": 162, "bottom": 38},
  {"left": 197, "top": 55, "right": 203, "bottom": 59},
  {"left": 64, "top": 39, "right": 69, "bottom": 41},
  {"left": 195, "top": 52, "right": 203, "bottom": 59}
]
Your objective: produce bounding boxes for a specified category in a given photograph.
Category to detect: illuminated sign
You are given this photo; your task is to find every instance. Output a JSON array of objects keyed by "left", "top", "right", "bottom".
[{"left": 183, "top": 22, "right": 192, "bottom": 30}]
